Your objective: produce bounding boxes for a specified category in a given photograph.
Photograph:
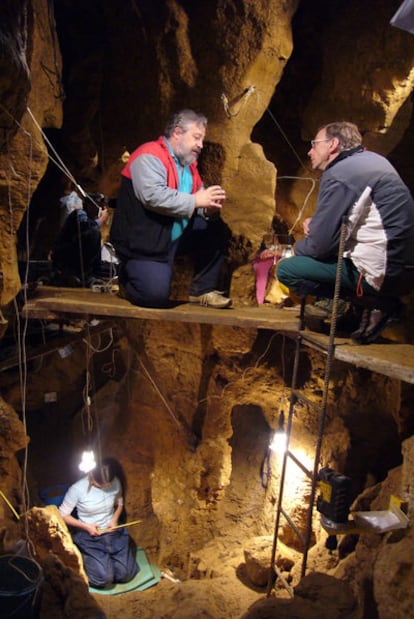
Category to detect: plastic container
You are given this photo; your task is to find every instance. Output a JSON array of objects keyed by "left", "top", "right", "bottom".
[
  {"left": 39, "top": 484, "right": 69, "bottom": 507},
  {"left": 0, "top": 554, "right": 43, "bottom": 618}
]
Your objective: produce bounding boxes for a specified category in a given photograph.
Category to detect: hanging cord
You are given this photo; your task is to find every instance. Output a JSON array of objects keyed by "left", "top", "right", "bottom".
[
  {"left": 197, "top": 331, "right": 286, "bottom": 408},
  {"left": 7, "top": 123, "right": 37, "bottom": 556},
  {"left": 135, "top": 356, "right": 184, "bottom": 431},
  {"left": 27, "top": 106, "right": 109, "bottom": 287},
  {"left": 0, "top": 103, "right": 92, "bottom": 204},
  {"left": 26, "top": 106, "right": 87, "bottom": 198},
  {"left": 101, "top": 346, "right": 121, "bottom": 379},
  {"left": 265, "top": 107, "right": 309, "bottom": 172},
  {"left": 80, "top": 326, "right": 103, "bottom": 472},
  {"left": 82, "top": 328, "right": 114, "bottom": 354},
  {"left": 81, "top": 335, "right": 94, "bottom": 435},
  {"left": 277, "top": 176, "right": 317, "bottom": 236},
  {"left": 258, "top": 108, "right": 319, "bottom": 236}
]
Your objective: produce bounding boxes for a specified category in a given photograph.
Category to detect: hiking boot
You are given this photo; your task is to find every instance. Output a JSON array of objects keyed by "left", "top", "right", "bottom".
[
  {"left": 349, "top": 308, "right": 371, "bottom": 342},
  {"left": 303, "top": 297, "right": 349, "bottom": 334},
  {"left": 304, "top": 297, "right": 348, "bottom": 319},
  {"left": 189, "top": 290, "right": 232, "bottom": 309},
  {"left": 351, "top": 301, "right": 403, "bottom": 345}
]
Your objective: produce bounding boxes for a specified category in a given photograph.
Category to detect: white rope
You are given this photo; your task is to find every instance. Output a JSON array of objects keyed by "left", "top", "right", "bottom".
[
  {"left": 265, "top": 107, "right": 309, "bottom": 172},
  {"left": 0, "top": 102, "right": 89, "bottom": 199},
  {"left": 82, "top": 328, "right": 114, "bottom": 354},
  {"left": 134, "top": 356, "right": 183, "bottom": 430},
  {"left": 26, "top": 106, "right": 87, "bottom": 197},
  {"left": 6, "top": 121, "right": 37, "bottom": 556},
  {"left": 277, "top": 175, "right": 317, "bottom": 235}
]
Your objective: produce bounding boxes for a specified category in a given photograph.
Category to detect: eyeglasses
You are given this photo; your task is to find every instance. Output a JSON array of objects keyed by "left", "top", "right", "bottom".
[{"left": 310, "top": 138, "right": 332, "bottom": 148}]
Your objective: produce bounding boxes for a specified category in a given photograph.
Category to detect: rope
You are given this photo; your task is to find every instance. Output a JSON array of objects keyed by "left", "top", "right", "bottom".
[
  {"left": 6, "top": 119, "right": 37, "bottom": 558},
  {"left": 265, "top": 107, "right": 309, "bottom": 172},
  {"left": 26, "top": 107, "right": 87, "bottom": 197},
  {"left": 278, "top": 176, "right": 317, "bottom": 235},
  {"left": 135, "top": 356, "right": 183, "bottom": 430},
  {"left": 258, "top": 110, "right": 319, "bottom": 235},
  {"left": 0, "top": 102, "right": 88, "bottom": 199}
]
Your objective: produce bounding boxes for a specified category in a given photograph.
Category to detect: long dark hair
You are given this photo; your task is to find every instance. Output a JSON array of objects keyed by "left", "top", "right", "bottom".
[{"left": 90, "top": 458, "right": 115, "bottom": 485}]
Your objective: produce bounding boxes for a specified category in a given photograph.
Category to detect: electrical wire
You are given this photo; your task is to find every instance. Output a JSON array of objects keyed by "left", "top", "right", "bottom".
[
  {"left": 26, "top": 106, "right": 87, "bottom": 197},
  {"left": 134, "top": 355, "right": 183, "bottom": 431},
  {"left": 6, "top": 120, "right": 36, "bottom": 557},
  {"left": 278, "top": 176, "right": 317, "bottom": 235},
  {"left": 265, "top": 107, "right": 309, "bottom": 172}
]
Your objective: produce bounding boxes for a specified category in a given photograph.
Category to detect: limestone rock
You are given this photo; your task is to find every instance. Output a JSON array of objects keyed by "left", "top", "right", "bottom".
[
  {"left": 41, "top": 553, "right": 105, "bottom": 619},
  {"left": 244, "top": 535, "right": 295, "bottom": 588},
  {"left": 374, "top": 532, "right": 414, "bottom": 619},
  {"left": 26, "top": 505, "right": 87, "bottom": 583}
]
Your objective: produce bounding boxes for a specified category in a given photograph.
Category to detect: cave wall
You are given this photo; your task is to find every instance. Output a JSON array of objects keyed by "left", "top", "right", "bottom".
[{"left": 0, "top": 0, "right": 62, "bottom": 306}]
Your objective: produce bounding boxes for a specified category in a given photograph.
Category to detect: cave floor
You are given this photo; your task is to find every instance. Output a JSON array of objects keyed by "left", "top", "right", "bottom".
[{"left": 20, "top": 285, "right": 414, "bottom": 384}]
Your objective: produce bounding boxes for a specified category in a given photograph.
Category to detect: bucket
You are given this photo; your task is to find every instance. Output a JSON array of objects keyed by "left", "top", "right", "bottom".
[
  {"left": 39, "top": 483, "right": 69, "bottom": 507},
  {"left": 0, "top": 554, "right": 43, "bottom": 618}
]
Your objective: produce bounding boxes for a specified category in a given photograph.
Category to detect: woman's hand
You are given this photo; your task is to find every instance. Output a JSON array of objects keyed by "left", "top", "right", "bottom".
[
  {"left": 85, "top": 523, "right": 101, "bottom": 536},
  {"left": 107, "top": 517, "right": 118, "bottom": 531}
]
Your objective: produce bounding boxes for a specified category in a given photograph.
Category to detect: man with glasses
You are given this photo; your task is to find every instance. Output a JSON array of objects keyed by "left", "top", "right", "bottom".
[{"left": 277, "top": 121, "right": 414, "bottom": 344}]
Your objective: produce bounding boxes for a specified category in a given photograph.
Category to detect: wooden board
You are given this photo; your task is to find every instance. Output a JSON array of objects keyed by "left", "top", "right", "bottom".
[
  {"left": 21, "top": 286, "right": 300, "bottom": 332},
  {"left": 21, "top": 286, "right": 414, "bottom": 384},
  {"left": 303, "top": 332, "right": 414, "bottom": 385}
]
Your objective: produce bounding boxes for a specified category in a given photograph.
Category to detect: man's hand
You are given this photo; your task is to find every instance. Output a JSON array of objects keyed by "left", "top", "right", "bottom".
[
  {"left": 195, "top": 185, "right": 226, "bottom": 209},
  {"left": 98, "top": 207, "right": 110, "bottom": 226},
  {"left": 303, "top": 217, "right": 312, "bottom": 237}
]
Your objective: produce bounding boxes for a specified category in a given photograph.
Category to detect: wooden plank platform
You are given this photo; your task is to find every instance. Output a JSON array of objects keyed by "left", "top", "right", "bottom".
[
  {"left": 21, "top": 286, "right": 414, "bottom": 384},
  {"left": 303, "top": 332, "right": 414, "bottom": 385},
  {"left": 21, "top": 286, "right": 300, "bottom": 332}
]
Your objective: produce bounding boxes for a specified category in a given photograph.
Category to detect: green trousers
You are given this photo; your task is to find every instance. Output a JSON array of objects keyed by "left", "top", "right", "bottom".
[{"left": 277, "top": 256, "right": 381, "bottom": 301}]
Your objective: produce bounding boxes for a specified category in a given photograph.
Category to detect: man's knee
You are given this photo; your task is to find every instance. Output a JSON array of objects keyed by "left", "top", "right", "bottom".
[
  {"left": 125, "top": 280, "right": 170, "bottom": 308},
  {"left": 124, "top": 259, "right": 171, "bottom": 307},
  {"left": 277, "top": 257, "right": 296, "bottom": 286}
]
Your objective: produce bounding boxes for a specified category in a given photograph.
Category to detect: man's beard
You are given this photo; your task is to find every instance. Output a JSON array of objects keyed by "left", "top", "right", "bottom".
[{"left": 176, "top": 148, "right": 199, "bottom": 167}]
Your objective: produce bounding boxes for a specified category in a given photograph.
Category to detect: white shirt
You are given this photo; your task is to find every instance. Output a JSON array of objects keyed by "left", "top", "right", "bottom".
[{"left": 59, "top": 475, "right": 122, "bottom": 529}]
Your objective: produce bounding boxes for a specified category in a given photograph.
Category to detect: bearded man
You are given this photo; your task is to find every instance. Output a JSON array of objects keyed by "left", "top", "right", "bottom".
[{"left": 110, "top": 109, "right": 231, "bottom": 308}]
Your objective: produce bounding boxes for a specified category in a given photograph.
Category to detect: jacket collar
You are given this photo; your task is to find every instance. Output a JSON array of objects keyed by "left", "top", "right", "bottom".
[{"left": 326, "top": 145, "right": 364, "bottom": 171}]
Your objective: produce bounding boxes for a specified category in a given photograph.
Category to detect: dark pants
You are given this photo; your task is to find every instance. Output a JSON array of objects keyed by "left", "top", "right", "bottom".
[
  {"left": 73, "top": 527, "right": 138, "bottom": 588},
  {"left": 277, "top": 256, "right": 412, "bottom": 311},
  {"left": 121, "top": 214, "right": 229, "bottom": 307}
]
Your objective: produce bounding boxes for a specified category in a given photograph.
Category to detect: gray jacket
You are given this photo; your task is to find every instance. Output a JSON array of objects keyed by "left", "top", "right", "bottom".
[{"left": 295, "top": 148, "right": 414, "bottom": 293}]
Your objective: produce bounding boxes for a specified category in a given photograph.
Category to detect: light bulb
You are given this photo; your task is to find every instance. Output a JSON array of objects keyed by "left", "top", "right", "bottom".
[
  {"left": 269, "top": 431, "right": 288, "bottom": 454},
  {"left": 79, "top": 450, "right": 96, "bottom": 473}
]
